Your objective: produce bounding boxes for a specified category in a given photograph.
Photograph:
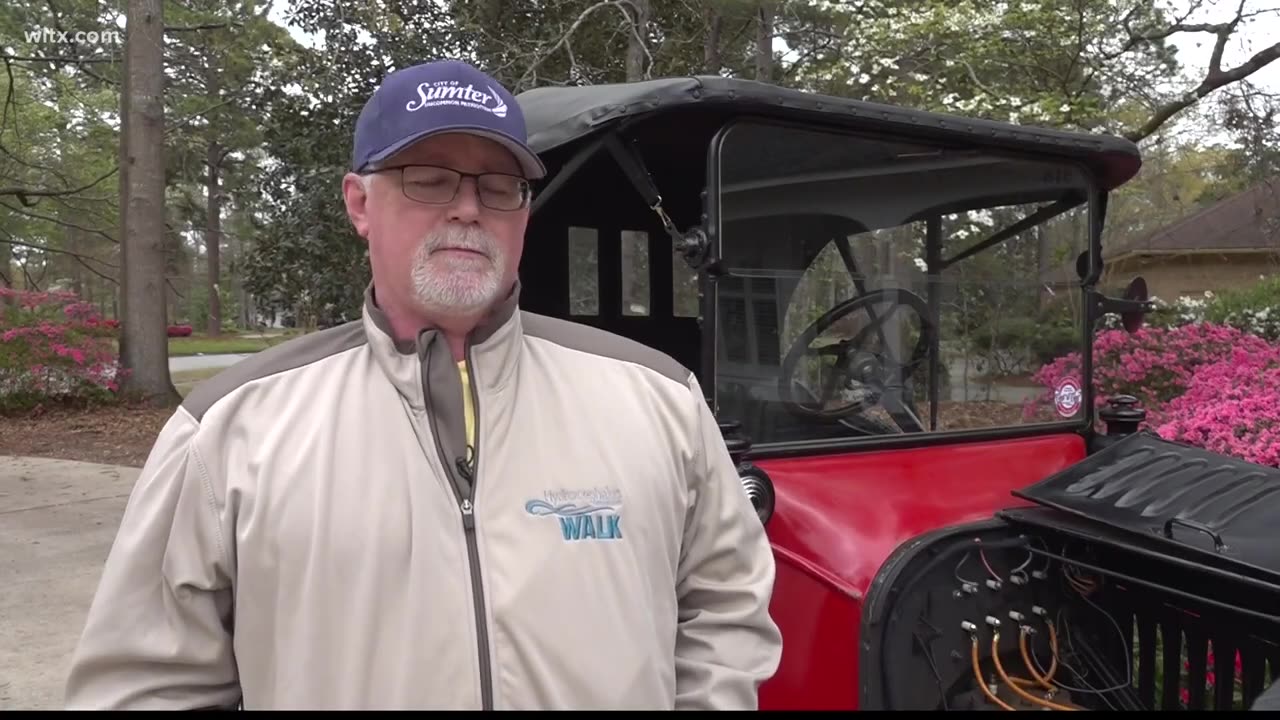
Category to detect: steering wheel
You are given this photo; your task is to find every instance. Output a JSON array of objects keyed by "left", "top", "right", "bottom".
[{"left": 777, "top": 287, "right": 935, "bottom": 434}]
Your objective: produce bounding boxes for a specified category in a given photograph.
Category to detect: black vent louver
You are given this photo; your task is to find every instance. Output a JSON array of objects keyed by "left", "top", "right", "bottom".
[{"left": 1013, "top": 431, "right": 1280, "bottom": 586}]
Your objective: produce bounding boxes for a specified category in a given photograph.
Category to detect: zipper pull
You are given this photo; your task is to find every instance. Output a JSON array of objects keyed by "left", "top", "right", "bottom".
[{"left": 460, "top": 498, "right": 475, "bottom": 529}]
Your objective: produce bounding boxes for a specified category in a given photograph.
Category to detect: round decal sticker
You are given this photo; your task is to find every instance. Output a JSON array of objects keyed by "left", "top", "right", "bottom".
[{"left": 1053, "top": 377, "right": 1083, "bottom": 417}]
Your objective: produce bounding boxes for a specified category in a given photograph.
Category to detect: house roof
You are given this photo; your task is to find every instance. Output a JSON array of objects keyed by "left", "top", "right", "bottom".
[{"left": 1105, "top": 176, "right": 1280, "bottom": 260}]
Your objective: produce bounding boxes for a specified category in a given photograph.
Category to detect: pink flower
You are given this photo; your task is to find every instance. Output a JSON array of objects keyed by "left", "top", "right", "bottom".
[{"left": 1029, "top": 323, "right": 1280, "bottom": 466}]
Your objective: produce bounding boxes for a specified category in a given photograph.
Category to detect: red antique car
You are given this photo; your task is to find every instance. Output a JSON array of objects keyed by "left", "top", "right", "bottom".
[{"left": 514, "top": 76, "right": 1279, "bottom": 711}]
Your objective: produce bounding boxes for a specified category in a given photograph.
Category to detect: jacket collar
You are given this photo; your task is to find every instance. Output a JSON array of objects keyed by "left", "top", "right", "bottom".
[{"left": 361, "top": 281, "right": 524, "bottom": 409}]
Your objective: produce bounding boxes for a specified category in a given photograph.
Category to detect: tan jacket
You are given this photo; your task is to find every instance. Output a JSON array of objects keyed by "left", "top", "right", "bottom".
[{"left": 64, "top": 284, "right": 782, "bottom": 710}]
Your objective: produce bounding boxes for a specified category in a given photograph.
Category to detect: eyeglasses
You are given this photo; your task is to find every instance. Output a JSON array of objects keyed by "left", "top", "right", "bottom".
[{"left": 375, "top": 164, "right": 532, "bottom": 211}]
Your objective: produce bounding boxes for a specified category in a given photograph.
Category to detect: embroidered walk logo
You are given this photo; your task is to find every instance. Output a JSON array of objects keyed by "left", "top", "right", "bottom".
[
  {"left": 525, "top": 486, "right": 623, "bottom": 542},
  {"left": 405, "top": 80, "right": 508, "bottom": 118}
]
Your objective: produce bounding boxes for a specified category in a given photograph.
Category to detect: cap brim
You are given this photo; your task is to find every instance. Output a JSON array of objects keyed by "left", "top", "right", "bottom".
[{"left": 360, "top": 125, "right": 547, "bottom": 180}]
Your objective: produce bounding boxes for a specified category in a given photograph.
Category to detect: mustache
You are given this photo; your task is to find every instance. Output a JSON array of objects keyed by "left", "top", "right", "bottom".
[{"left": 422, "top": 224, "right": 498, "bottom": 257}]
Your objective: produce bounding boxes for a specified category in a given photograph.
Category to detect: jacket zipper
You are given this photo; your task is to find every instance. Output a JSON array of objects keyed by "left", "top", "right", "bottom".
[{"left": 424, "top": 344, "right": 493, "bottom": 710}]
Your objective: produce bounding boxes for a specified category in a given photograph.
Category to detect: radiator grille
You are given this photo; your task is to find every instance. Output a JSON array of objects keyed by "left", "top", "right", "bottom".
[
  {"left": 1001, "top": 504, "right": 1280, "bottom": 711},
  {"left": 1125, "top": 605, "right": 1280, "bottom": 710},
  {"left": 1074, "top": 571, "right": 1280, "bottom": 710}
]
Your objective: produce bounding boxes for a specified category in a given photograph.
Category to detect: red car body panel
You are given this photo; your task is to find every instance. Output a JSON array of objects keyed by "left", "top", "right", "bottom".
[{"left": 756, "top": 432, "right": 1088, "bottom": 710}]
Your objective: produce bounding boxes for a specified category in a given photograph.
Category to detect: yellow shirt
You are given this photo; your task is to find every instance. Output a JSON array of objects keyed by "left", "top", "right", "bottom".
[{"left": 458, "top": 361, "right": 476, "bottom": 453}]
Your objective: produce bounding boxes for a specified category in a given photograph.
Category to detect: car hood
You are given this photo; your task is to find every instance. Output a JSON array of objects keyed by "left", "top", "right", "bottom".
[{"left": 1010, "top": 431, "right": 1280, "bottom": 586}]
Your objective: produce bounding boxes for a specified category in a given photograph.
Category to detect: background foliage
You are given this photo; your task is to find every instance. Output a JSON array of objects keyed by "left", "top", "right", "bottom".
[{"left": 1, "top": 0, "right": 1278, "bottom": 409}]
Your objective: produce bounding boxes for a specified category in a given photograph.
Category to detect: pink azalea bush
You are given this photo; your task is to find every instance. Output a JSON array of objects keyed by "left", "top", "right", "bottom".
[
  {"left": 0, "top": 287, "right": 125, "bottom": 412},
  {"left": 1156, "top": 347, "right": 1280, "bottom": 467},
  {"left": 1028, "top": 323, "right": 1272, "bottom": 421},
  {"left": 1026, "top": 322, "right": 1280, "bottom": 467}
]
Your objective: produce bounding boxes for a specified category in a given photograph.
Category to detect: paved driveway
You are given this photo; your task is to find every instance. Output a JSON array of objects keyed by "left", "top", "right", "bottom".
[
  {"left": 170, "top": 353, "right": 252, "bottom": 373},
  {"left": 0, "top": 456, "right": 139, "bottom": 710}
]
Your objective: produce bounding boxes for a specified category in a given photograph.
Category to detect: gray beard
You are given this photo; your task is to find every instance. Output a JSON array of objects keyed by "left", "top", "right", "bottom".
[{"left": 409, "top": 223, "right": 504, "bottom": 317}]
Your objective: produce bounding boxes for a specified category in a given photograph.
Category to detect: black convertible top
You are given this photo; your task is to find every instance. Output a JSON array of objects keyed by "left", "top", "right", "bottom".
[{"left": 516, "top": 75, "right": 1143, "bottom": 190}]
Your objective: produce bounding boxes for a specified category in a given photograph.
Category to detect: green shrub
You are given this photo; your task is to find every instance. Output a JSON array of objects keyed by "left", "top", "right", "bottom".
[{"left": 1203, "top": 275, "right": 1280, "bottom": 341}]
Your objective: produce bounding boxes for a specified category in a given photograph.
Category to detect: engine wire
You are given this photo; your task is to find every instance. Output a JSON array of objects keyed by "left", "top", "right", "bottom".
[
  {"left": 1011, "top": 548, "right": 1035, "bottom": 584},
  {"left": 972, "top": 634, "right": 1016, "bottom": 711},
  {"left": 962, "top": 539, "right": 1139, "bottom": 711},
  {"left": 914, "top": 630, "right": 949, "bottom": 710},
  {"left": 1047, "top": 611, "right": 1134, "bottom": 693},
  {"left": 980, "top": 548, "right": 1002, "bottom": 581},
  {"left": 956, "top": 551, "right": 979, "bottom": 586},
  {"left": 1020, "top": 622, "right": 1059, "bottom": 689},
  {"left": 1060, "top": 564, "right": 1132, "bottom": 690},
  {"left": 1019, "top": 558, "right": 1133, "bottom": 711},
  {"left": 971, "top": 538, "right": 1004, "bottom": 582},
  {"left": 992, "top": 631, "right": 1081, "bottom": 711}
]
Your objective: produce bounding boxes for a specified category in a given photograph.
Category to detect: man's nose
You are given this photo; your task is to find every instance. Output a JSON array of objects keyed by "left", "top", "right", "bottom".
[{"left": 447, "top": 176, "right": 483, "bottom": 221}]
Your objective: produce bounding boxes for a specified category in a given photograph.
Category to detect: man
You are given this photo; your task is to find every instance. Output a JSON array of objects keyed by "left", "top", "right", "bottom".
[{"left": 64, "top": 59, "right": 783, "bottom": 710}]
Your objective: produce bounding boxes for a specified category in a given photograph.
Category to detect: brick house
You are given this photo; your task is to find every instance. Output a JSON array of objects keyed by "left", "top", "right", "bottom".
[{"left": 1100, "top": 178, "right": 1280, "bottom": 300}]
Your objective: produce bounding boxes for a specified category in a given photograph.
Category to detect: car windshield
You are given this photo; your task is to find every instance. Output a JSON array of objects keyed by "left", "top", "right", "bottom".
[{"left": 712, "top": 120, "right": 1093, "bottom": 447}]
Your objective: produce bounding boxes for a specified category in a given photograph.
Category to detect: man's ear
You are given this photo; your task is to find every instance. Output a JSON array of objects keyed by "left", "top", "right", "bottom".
[{"left": 342, "top": 172, "right": 373, "bottom": 240}]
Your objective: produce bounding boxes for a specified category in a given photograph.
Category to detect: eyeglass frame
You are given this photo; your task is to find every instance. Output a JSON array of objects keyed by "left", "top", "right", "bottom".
[{"left": 364, "top": 163, "right": 534, "bottom": 212}]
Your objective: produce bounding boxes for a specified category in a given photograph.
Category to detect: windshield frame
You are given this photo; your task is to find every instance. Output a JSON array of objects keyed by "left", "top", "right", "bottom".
[{"left": 703, "top": 115, "right": 1106, "bottom": 457}]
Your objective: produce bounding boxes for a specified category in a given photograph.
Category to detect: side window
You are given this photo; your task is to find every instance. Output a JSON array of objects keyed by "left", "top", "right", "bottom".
[
  {"left": 568, "top": 226, "right": 598, "bottom": 316},
  {"left": 621, "top": 230, "right": 650, "bottom": 316},
  {"left": 673, "top": 257, "right": 700, "bottom": 317},
  {"left": 569, "top": 227, "right": 700, "bottom": 319}
]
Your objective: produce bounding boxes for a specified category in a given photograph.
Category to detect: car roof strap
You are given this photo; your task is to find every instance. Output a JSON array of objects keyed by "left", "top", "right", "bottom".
[{"left": 602, "top": 131, "right": 711, "bottom": 270}]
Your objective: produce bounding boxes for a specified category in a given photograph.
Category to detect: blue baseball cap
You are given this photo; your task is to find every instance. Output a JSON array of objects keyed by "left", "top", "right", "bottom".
[{"left": 351, "top": 60, "right": 546, "bottom": 179}]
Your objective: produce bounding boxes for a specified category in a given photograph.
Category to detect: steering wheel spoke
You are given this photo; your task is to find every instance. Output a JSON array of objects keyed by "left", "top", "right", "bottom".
[
  {"left": 809, "top": 341, "right": 850, "bottom": 358},
  {"left": 817, "top": 363, "right": 850, "bottom": 407}
]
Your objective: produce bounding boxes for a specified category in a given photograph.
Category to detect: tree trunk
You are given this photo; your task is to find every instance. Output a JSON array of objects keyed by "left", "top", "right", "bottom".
[
  {"left": 0, "top": 240, "right": 12, "bottom": 307},
  {"left": 205, "top": 54, "right": 222, "bottom": 336},
  {"left": 68, "top": 226, "right": 85, "bottom": 298},
  {"left": 704, "top": 5, "right": 723, "bottom": 74},
  {"left": 626, "top": 0, "right": 651, "bottom": 82},
  {"left": 754, "top": 2, "right": 774, "bottom": 82},
  {"left": 229, "top": 200, "right": 249, "bottom": 328},
  {"left": 120, "top": 0, "right": 180, "bottom": 406},
  {"left": 117, "top": 9, "right": 131, "bottom": 340},
  {"left": 206, "top": 139, "right": 222, "bottom": 336}
]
